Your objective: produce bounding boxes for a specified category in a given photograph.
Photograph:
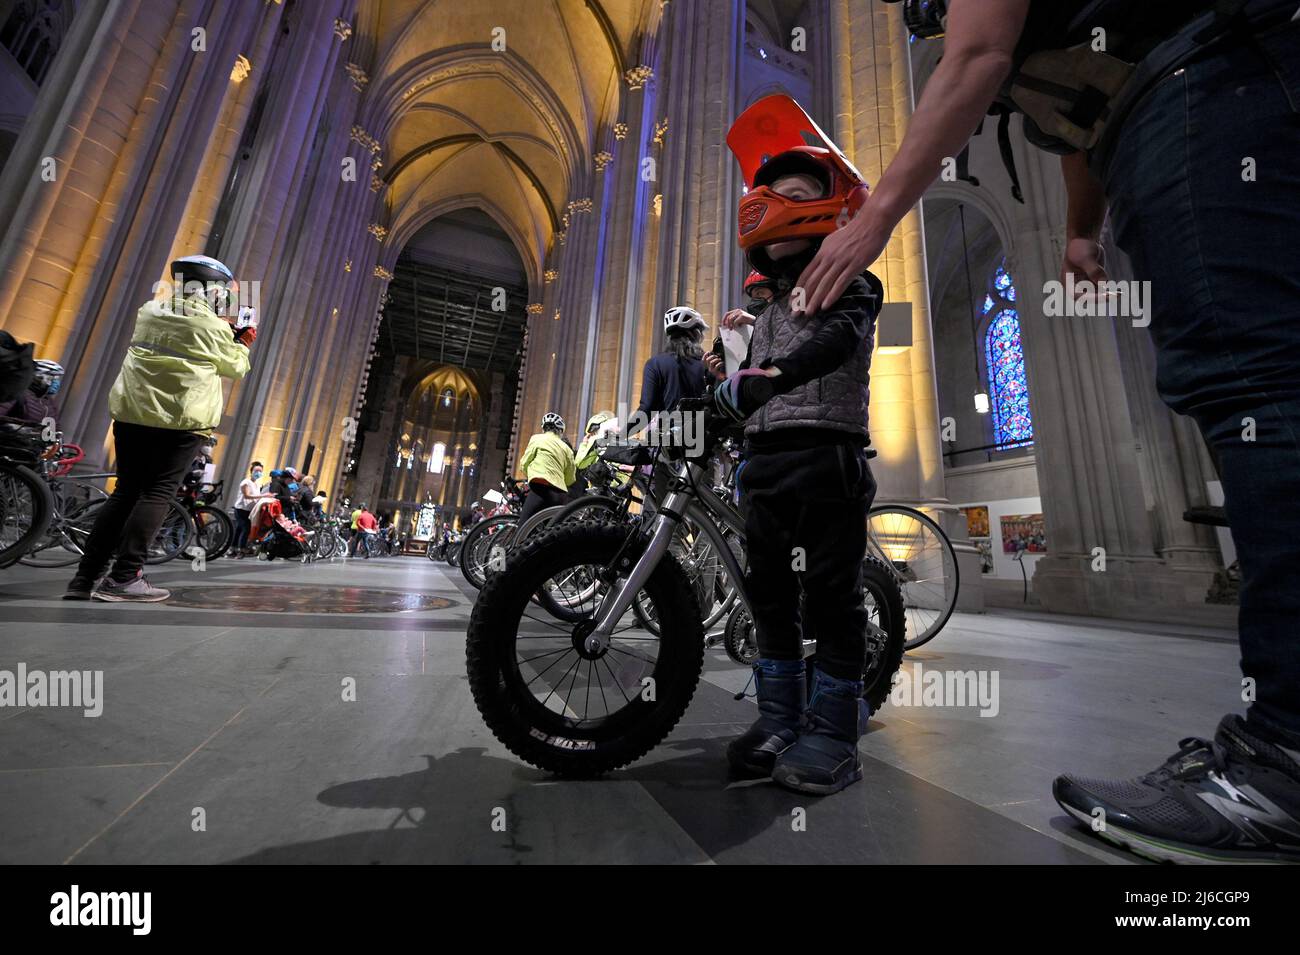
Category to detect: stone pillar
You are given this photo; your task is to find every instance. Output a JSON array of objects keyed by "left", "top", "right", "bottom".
[
  {"left": 550, "top": 177, "right": 601, "bottom": 426},
  {"left": 1106, "top": 240, "right": 1223, "bottom": 573},
  {"left": 213, "top": 0, "right": 375, "bottom": 495},
  {"left": 1005, "top": 143, "right": 1220, "bottom": 620},
  {"left": 827, "top": 0, "right": 945, "bottom": 506},
  {"left": 0, "top": 0, "right": 277, "bottom": 465},
  {"left": 652, "top": 0, "right": 745, "bottom": 352},
  {"left": 821, "top": 1, "right": 981, "bottom": 606}
]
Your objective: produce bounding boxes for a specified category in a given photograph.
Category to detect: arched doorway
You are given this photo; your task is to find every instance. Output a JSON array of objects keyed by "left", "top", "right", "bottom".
[{"left": 347, "top": 209, "right": 529, "bottom": 538}]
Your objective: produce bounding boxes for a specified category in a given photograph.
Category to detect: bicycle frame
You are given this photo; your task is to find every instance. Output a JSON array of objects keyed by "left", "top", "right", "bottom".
[{"left": 584, "top": 457, "right": 751, "bottom": 654}]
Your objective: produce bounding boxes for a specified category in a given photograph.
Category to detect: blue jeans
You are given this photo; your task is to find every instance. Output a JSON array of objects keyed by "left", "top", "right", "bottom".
[{"left": 1103, "top": 20, "right": 1300, "bottom": 738}]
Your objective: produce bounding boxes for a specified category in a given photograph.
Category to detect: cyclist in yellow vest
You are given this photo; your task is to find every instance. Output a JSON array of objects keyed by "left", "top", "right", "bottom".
[
  {"left": 518, "top": 412, "right": 575, "bottom": 522},
  {"left": 574, "top": 410, "right": 629, "bottom": 494}
]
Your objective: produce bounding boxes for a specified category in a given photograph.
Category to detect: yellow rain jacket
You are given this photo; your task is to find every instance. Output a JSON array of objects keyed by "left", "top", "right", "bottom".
[
  {"left": 108, "top": 296, "right": 250, "bottom": 434},
  {"left": 520, "top": 430, "right": 576, "bottom": 490}
]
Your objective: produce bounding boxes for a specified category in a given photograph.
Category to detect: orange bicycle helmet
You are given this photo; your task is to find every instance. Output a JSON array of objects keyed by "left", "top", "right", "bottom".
[{"left": 727, "top": 95, "right": 869, "bottom": 275}]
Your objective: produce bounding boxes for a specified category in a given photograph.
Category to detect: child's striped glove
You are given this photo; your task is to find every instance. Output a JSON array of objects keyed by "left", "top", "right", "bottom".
[{"left": 713, "top": 368, "right": 777, "bottom": 423}]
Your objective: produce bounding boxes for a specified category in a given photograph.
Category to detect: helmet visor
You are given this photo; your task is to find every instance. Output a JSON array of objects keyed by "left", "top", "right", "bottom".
[{"left": 727, "top": 94, "right": 867, "bottom": 190}]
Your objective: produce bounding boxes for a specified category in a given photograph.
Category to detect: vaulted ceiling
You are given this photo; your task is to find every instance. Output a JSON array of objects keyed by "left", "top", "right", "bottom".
[{"left": 353, "top": 0, "right": 659, "bottom": 300}]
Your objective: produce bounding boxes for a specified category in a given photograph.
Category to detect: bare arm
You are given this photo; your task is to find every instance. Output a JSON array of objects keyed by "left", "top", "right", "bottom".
[
  {"left": 1060, "top": 150, "right": 1110, "bottom": 284},
  {"left": 797, "top": 0, "right": 1031, "bottom": 314}
]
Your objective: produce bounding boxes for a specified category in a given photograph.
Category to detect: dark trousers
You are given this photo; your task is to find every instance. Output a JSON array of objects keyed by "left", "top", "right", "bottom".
[
  {"left": 742, "top": 441, "right": 876, "bottom": 681},
  {"left": 233, "top": 507, "right": 252, "bottom": 548},
  {"left": 1103, "top": 21, "right": 1300, "bottom": 739},
  {"left": 518, "top": 480, "right": 567, "bottom": 522},
  {"left": 76, "top": 421, "right": 205, "bottom": 581}
]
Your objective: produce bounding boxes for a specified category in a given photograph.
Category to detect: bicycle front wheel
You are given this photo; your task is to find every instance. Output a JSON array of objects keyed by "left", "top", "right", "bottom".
[
  {"left": 467, "top": 521, "right": 704, "bottom": 776},
  {"left": 866, "top": 505, "right": 959, "bottom": 650}
]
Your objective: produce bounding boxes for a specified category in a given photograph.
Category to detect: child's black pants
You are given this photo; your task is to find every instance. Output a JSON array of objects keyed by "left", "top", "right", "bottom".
[{"left": 741, "top": 441, "right": 876, "bottom": 681}]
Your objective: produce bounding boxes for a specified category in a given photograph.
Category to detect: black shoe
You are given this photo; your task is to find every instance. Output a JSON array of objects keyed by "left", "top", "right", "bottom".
[
  {"left": 771, "top": 669, "right": 865, "bottom": 795},
  {"left": 62, "top": 575, "right": 99, "bottom": 600},
  {"left": 727, "top": 658, "right": 805, "bottom": 778},
  {"left": 1054, "top": 714, "right": 1300, "bottom": 863}
]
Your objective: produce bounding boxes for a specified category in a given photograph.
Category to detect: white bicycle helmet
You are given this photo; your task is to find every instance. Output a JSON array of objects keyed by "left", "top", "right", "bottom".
[
  {"left": 542, "top": 411, "right": 565, "bottom": 433},
  {"left": 663, "top": 305, "right": 706, "bottom": 334}
]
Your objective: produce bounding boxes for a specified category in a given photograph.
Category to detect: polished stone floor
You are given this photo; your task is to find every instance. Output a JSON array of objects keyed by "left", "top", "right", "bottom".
[{"left": 0, "top": 554, "right": 1243, "bottom": 864}]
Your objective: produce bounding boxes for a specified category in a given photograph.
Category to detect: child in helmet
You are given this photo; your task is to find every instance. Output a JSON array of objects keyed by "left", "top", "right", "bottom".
[
  {"left": 518, "top": 412, "right": 576, "bottom": 522},
  {"left": 574, "top": 411, "right": 618, "bottom": 470},
  {"left": 710, "top": 95, "right": 885, "bottom": 795},
  {"left": 0, "top": 358, "right": 63, "bottom": 425},
  {"left": 64, "top": 254, "right": 253, "bottom": 602}
]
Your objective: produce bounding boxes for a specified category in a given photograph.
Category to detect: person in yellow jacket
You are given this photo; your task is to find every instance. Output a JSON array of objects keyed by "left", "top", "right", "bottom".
[
  {"left": 517, "top": 411, "right": 575, "bottom": 522},
  {"left": 65, "top": 255, "right": 254, "bottom": 602},
  {"left": 572, "top": 410, "right": 629, "bottom": 494},
  {"left": 574, "top": 411, "right": 616, "bottom": 471}
]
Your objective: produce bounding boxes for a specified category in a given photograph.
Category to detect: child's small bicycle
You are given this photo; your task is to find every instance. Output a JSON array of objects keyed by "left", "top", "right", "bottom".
[{"left": 466, "top": 398, "right": 906, "bottom": 777}]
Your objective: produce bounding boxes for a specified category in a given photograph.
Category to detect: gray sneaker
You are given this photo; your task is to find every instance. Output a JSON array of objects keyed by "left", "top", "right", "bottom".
[{"left": 92, "top": 573, "right": 170, "bottom": 603}]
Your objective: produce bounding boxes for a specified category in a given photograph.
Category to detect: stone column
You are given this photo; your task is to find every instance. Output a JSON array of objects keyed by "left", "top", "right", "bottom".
[
  {"left": 213, "top": 0, "right": 373, "bottom": 493},
  {"left": 822, "top": 1, "right": 982, "bottom": 607},
  {"left": 0, "top": 0, "right": 276, "bottom": 465},
  {"left": 591, "top": 28, "right": 663, "bottom": 419},
  {"left": 1005, "top": 143, "right": 1221, "bottom": 621},
  {"left": 1105, "top": 240, "right": 1223, "bottom": 573},
  {"left": 652, "top": 0, "right": 745, "bottom": 350},
  {"left": 828, "top": 0, "right": 945, "bottom": 506},
  {"left": 550, "top": 176, "right": 601, "bottom": 426}
]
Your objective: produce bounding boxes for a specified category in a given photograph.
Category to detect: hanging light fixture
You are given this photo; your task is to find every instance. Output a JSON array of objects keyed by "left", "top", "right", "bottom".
[{"left": 959, "top": 204, "right": 990, "bottom": 417}]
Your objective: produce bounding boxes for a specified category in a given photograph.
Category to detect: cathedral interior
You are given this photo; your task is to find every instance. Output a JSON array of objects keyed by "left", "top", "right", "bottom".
[{"left": 0, "top": 0, "right": 1275, "bottom": 872}]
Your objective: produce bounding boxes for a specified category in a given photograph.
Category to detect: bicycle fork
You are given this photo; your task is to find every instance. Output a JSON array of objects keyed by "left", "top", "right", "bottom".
[{"left": 582, "top": 489, "right": 688, "bottom": 655}]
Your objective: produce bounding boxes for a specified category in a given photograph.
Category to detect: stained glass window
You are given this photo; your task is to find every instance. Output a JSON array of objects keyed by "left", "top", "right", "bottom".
[{"left": 984, "top": 259, "right": 1033, "bottom": 449}]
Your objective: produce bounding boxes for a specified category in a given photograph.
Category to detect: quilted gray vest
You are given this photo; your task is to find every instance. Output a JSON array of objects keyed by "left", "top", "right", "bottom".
[{"left": 744, "top": 292, "right": 873, "bottom": 440}]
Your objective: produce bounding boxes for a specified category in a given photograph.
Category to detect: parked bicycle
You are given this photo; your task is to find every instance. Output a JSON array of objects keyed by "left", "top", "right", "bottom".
[
  {"left": 176, "top": 476, "right": 234, "bottom": 562},
  {"left": 466, "top": 397, "right": 905, "bottom": 777},
  {"left": 0, "top": 418, "right": 55, "bottom": 568}
]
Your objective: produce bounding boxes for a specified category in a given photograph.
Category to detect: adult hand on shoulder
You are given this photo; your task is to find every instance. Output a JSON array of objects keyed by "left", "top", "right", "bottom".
[{"left": 794, "top": 199, "right": 890, "bottom": 317}]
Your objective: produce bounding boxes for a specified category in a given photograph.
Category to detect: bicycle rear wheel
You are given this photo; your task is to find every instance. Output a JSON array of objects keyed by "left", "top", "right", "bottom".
[
  {"left": 193, "top": 505, "right": 234, "bottom": 561},
  {"left": 552, "top": 494, "right": 623, "bottom": 525},
  {"left": 513, "top": 504, "right": 567, "bottom": 547},
  {"left": 719, "top": 556, "right": 904, "bottom": 713},
  {"left": 19, "top": 482, "right": 105, "bottom": 568},
  {"left": 0, "top": 463, "right": 54, "bottom": 568},
  {"left": 866, "top": 505, "right": 959, "bottom": 650},
  {"left": 459, "top": 514, "right": 518, "bottom": 589},
  {"left": 145, "top": 500, "right": 197, "bottom": 565}
]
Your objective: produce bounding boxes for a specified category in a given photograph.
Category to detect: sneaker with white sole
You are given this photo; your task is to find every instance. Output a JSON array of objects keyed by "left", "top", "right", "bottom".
[
  {"left": 92, "top": 572, "right": 170, "bottom": 603},
  {"left": 1053, "top": 714, "right": 1300, "bottom": 863}
]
